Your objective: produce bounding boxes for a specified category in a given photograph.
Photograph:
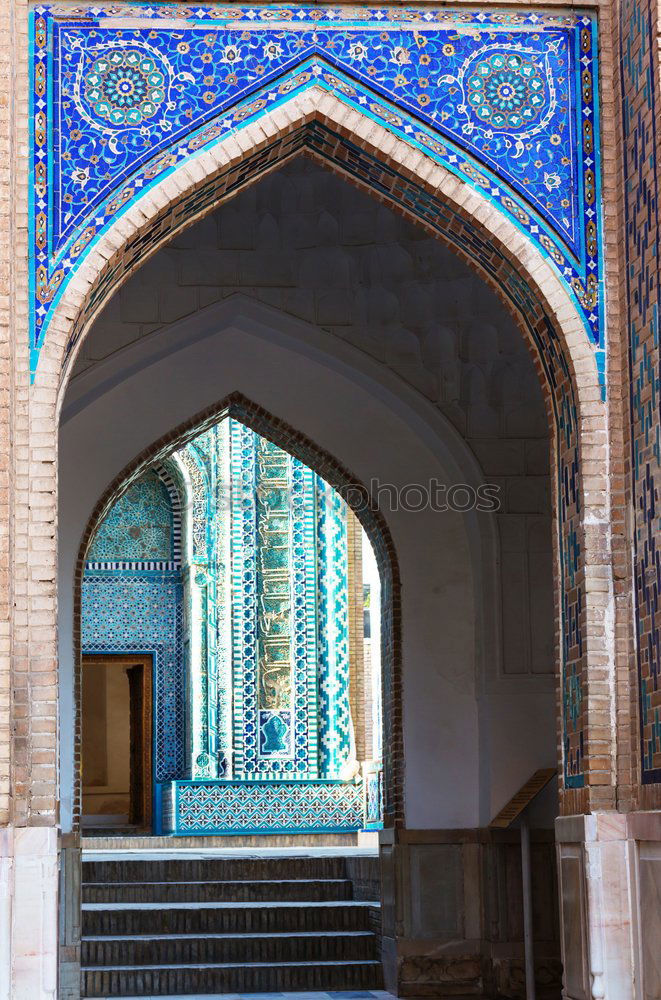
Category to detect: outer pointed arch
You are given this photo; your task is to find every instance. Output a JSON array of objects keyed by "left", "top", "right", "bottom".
[{"left": 45, "top": 87, "right": 610, "bottom": 806}]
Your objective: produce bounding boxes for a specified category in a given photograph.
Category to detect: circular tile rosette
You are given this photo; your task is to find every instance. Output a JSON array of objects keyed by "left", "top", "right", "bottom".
[
  {"left": 462, "top": 49, "right": 553, "bottom": 133},
  {"left": 81, "top": 47, "right": 167, "bottom": 128}
]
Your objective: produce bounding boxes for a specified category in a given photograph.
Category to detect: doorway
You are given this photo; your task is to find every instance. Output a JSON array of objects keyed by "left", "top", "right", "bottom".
[{"left": 81, "top": 654, "right": 153, "bottom": 831}]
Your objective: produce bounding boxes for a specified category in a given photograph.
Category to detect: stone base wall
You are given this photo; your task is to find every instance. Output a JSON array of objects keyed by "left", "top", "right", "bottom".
[
  {"left": 58, "top": 840, "right": 81, "bottom": 1000},
  {"left": 380, "top": 827, "right": 561, "bottom": 999},
  {"left": 555, "top": 811, "right": 661, "bottom": 999},
  {"left": 0, "top": 827, "right": 58, "bottom": 1000},
  {"left": 380, "top": 813, "right": 661, "bottom": 999}
]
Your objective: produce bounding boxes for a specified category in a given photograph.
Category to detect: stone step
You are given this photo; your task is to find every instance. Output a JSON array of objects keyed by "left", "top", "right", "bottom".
[
  {"left": 82, "top": 856, "right": 349, "bottom": 884},
  {"left": 82, "top": 878, "right": 353, "bottom": 904},
  {"left": 81, "top": 834, "right": 363, "bottom": 850},
  {"left": 81, "top": 900, "right": 378, "bottom": 937},
  {"left": 81, "top": 959, "right": 383, "bottom": 997},
  {"left": 81, "top": 929, "right": 377, "bottom": 966}
]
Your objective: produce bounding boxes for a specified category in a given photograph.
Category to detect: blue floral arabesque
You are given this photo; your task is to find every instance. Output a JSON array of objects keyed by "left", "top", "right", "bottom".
[
  {"left": 29, "top": 5, "right": 602, "bottom": 382},
  {"left": 83, "top": 48, "right": 167, "bottom": 126},
  {"left": 465, "top": 52, "right": 548, "bottom": 128}
]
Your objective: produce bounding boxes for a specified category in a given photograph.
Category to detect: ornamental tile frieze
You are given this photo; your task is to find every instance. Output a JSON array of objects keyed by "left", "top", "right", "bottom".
[{"left": 30, "top": 5, "right": 603, "bottom": 379}]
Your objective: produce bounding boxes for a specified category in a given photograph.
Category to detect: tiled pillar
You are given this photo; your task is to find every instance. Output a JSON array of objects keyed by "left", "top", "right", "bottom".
[{"left": 347, "top": 511, "right": 367, "bottom": 764}]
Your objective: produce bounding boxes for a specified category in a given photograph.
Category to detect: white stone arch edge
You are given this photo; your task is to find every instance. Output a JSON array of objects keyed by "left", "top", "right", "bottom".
[{"left": 46, "top": 86, "right": 613, "bottom": 796}]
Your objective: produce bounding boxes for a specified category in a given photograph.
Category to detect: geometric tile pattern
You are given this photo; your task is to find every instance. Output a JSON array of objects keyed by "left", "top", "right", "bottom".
[
  {"left": 163, "top": 778, "right": 364, "bottom": 834},
  {"left": 81, "top": 570, "right": 185, "bottom": 781},
  {"left": 86, "top": 470, "right": 175, "bottom": 565},
  {"left": 229, "top": 420, "right": 320, "bottom": 778},
  {"left": 30, "top": 5, "right": 603, "bottom": 378},
  {"left": 82, "top": 415, "right": 365, "bottom": 829},
  {"left": 153, "top": 463, "right": 183, "bottom": 564},
  {"left": 317, "top": 479, "right": 352, "bottom": 776},
  {"left": 364, "top": 766, "right": 383, "bottom": 829},
  {"left": 620, "top": 0, "right": 661, "bottom": 783},
  {"left": 226, "top": 418, "right": 350, "bottom": 782},
  {"left": 83, "top": 468, "right": 186, "bottom": 782}
]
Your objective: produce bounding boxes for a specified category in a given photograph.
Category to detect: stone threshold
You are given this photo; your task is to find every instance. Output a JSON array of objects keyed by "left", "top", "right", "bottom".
[
  {"left": 82, "top": 844, "right": 379, "bottom": 860},
  {"left": 82, "top": 900, "right": 380, "bottom": 911},
  {"left": 91, "top": 992, "right": 395, "bottom": 1000},
  {"left": 81, "top": 832, "right": 379, "bottom": 851},
  {"left": 83, "top": 931, "right": 376, "bottom": 942},
  {"left": 82, "top": 961, "right": 382, "bottom": 971}
]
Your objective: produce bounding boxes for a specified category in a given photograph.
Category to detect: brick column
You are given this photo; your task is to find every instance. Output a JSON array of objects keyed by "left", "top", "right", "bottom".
[{"left": 2, "top": 1, "right": 60, "bottom": 996}]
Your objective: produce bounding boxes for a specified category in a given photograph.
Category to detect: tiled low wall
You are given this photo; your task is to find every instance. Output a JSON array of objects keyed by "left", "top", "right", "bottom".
[{"left": 161, "top": 778, "right": 365, "bottom": 835}]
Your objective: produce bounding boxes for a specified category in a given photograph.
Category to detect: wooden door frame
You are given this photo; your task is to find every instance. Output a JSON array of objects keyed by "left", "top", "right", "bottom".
[{"left": 82, "top": 653, "right": 153, "bottom": 830}]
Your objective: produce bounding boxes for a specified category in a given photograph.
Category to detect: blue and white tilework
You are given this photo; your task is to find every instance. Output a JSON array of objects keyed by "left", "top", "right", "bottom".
[
  {"left": 82, "top": 416, "right": 374, "bottom": 830},
  {"left": 30, "top": 5, "right": 603, "bottom": 379},
  {"left": 317, "top": 479, "right": 352, "bottom": 777},
  {"left": 620, "top": 0, "right": 661, "bottom": 785},
  {"left": 225, "top": 419, "right": 341, "bottom": 782},
  {"left": 82, "top": 468, "right": 186, "bottom": 781},
  {"left": 164, "top": 778, "right": 364, "bottom": 835},
  {"left": 86, "top": 469, "right": 179, "bottom": 569}
]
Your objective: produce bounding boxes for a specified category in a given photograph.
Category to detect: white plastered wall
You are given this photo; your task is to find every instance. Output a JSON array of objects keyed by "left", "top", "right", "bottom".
[{"left": 58, "top": 160, "right": 557, "bottom": 833}]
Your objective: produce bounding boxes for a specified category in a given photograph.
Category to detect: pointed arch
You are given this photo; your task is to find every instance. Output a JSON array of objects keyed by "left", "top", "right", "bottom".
[
  {"left": 74, "top": 391, "right": 403, "bottom": 829},
  {"left": 39, "top": 91, "right": 609, "bottom": 807}
]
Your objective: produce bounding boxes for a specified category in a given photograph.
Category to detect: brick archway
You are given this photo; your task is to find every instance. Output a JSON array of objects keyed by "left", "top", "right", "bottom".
[
  {"left": 10, "top": 87, "right": 613, "bottom": 832},
  {"left": 0, "top": 68, "right": 617, "bottom": 1000},
  {"left": 33, "top": 92, "right": 608, "bottom": 818}
]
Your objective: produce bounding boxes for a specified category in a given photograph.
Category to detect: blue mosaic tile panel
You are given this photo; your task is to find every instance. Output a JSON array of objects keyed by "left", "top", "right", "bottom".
[
  {"left": 317, "top": 479, "right": 352, "bottom": 777},
  {"left": 620, "top": 0, "right": 661, "bottom": 784},
  {"left": 176, "top": 440, "right": 217, "bottom": 777},
  {"left": 229, "top": 419, "right": 321, "bottom": 779},
  {"left": 81, "top": 570, "right": 185, "bottom": 781},
  {"left": 229, "top": 418, "right": 258, "bottom": 778},
  {"left": 163, "top": 778, "right": 364, "bottom": 834},
  {"left": 29, "top": 5, "right": 603, "bottom": 378},
  {"left": 87, "top": 469, "right": 175, "bottom": 564},
  {"left": 364, "top": 765, "right": 383, "bottom": 829}
]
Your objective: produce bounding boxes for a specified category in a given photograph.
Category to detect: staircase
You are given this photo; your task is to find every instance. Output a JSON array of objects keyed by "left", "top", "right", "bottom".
[{"left": 81, "top": 852, "right": 383, "bottom": 997}]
